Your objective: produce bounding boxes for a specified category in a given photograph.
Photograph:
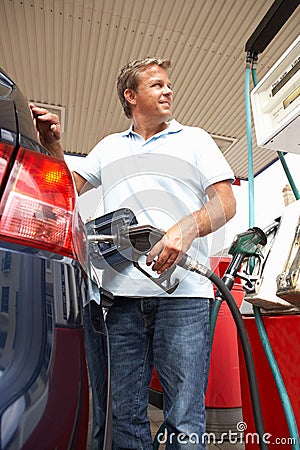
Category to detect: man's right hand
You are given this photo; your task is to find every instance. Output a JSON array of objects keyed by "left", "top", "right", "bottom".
[{"left": 29, "top": 103, "right": 64, "bottom": 160}]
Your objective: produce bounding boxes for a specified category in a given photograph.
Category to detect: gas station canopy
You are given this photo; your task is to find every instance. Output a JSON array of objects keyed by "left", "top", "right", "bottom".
[{"left": 0, "top": 0, "right": 299, "bottom": 179}]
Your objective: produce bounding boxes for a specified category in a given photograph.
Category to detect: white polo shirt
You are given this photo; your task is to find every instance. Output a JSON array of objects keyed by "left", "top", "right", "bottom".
[{"left": 75, "top": 120, "right": 234, "bottom": 297}]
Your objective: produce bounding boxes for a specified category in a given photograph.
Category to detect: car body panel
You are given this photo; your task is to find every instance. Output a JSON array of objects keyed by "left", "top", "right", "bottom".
[{"left": 0, "top": 243, "right": 89, "bottom": 449}]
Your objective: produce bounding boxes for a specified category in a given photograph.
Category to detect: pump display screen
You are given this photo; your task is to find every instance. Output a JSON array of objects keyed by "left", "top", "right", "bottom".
[{"left": 271, "top": 58, "right": 300, "bottom": 97}]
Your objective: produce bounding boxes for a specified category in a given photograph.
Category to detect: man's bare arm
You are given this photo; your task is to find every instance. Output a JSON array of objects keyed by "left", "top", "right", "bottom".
[
  {"left": 147, "top": 180, "right": 236, "bottom": 274},
  {"left": 72, "top": 171, "right": 93, "bottom": 195}
]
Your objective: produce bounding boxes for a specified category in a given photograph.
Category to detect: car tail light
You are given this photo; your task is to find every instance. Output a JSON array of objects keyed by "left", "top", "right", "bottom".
[{"left": 0, "top": 145, "right": 87, "bottom": 266}]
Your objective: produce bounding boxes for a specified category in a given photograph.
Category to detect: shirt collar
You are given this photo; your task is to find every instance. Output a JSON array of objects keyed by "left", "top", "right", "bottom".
[{"left": 121, "top": 119, "right": 183, "bottom": 138}]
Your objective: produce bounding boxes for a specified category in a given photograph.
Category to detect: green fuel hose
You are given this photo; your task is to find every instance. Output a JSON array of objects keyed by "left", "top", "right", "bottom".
[
  {"left": 245, "top": 57, "right": 255, "bottom": 228},
  {"left": 209, "top": 298, "right": 222, "bottom": 344},
  {"left": 277, "top": 151, "right": 300, "bottom": 201}
]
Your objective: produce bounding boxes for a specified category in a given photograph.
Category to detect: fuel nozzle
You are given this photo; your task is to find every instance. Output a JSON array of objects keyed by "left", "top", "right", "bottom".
[
  {"left": 220, "top": 227, "right": 267, "bottom": 293},
  {"left": 228, "top": 227, "right": 267, "bottom": 256}
]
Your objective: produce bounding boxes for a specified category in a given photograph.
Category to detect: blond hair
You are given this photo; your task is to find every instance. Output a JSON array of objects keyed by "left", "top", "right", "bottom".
[{"left": 117, "top": 57, "right": 171, "bottom": 118}]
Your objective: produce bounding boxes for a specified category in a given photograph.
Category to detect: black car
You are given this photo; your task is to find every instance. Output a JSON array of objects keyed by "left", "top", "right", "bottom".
[{"left": 0, "top": 68, "right": 90, "bottom": 449}]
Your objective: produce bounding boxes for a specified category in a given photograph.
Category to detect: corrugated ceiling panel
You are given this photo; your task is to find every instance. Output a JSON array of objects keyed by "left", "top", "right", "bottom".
[{"left": 0, "top": 0, "right": 299, "bottom": 179}]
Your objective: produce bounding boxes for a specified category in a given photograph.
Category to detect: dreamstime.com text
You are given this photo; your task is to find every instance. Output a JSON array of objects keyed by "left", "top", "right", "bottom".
[{"left": 156, "top": 422, "right": 297, "bottom": 446}]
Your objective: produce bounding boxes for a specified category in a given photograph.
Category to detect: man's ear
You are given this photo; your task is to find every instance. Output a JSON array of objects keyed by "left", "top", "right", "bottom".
[{"left": 124, "top": 88, "right": 137, "bottom": 106}]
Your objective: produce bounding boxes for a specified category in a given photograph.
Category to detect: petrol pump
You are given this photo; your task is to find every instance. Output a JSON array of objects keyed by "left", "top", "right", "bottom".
[{"left": 238, "top": 202, "right": 300, "bottom": 449}]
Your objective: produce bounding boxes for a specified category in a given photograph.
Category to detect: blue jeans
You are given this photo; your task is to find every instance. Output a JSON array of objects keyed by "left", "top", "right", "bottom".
[{"left": 106, "top": 296, "right": 211, "bottom": 450}]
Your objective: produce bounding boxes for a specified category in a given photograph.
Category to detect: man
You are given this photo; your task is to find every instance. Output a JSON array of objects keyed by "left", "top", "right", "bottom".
[{"left": 30, "top": 57, "right": 236, "bottom": 449}]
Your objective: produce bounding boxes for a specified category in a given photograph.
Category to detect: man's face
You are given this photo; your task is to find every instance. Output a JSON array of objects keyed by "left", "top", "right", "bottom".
[{"left": 132, "top": 64, "right": 173, "bottom": 121}]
